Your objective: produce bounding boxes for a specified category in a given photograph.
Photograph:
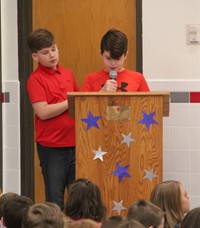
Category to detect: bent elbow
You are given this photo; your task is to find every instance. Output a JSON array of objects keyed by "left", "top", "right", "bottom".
[{"left": 36, "top": 113, "right": 49, "bottom": 121}]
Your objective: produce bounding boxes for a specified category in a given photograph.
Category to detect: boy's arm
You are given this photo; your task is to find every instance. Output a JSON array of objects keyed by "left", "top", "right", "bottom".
[{"left": 32, "top": 100, "right": 68, "bottom": 120}]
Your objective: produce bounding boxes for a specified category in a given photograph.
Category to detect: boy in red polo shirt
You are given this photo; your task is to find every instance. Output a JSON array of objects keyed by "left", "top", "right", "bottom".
[
  {"left": 82, "top": 29, "right": 150, "bottom": 92},
  {"left": 27, "top": 28, "right": 79, "bottom": 210}
]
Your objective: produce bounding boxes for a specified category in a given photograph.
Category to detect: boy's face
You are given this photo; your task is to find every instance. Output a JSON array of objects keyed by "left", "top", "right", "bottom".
[
  {"left": 32, "top": 44, "right": 59, "bottom": 69},
  {"left": 101, "top": 51, "right": 127, "bottom": 73}
]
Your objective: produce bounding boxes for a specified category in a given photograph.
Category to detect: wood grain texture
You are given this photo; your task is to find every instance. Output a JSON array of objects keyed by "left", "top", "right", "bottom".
[{"left": 74, "top": 94, "right": 165, "bottom": 216}]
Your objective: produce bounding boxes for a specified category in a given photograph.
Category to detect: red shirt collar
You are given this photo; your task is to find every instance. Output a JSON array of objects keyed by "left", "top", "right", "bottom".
[{"left": 38, "top": 63, "right": 61, "bottom": 75}]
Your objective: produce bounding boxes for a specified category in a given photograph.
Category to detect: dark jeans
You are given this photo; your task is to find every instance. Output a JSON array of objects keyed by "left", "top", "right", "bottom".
[{"left": 37, "top": 143, "right": 75, "bottom": 211}]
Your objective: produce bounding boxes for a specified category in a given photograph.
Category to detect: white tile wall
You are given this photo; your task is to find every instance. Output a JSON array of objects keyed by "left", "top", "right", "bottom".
[
  {"left": 148, "top": 79, "right": 200, "bottom": 209},
  {"left": 170, "top": 104, "right": 190, "bottom": 126},
  {"left": 190, "top": 104, "right": 200, "bottom": 126},
  {"left": 2, "top": 80, "right": 20, "bottom": 194}
]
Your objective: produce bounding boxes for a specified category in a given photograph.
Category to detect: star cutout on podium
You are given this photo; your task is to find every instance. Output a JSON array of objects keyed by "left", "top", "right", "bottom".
[
  {"left": 138, "top": 111, "right": 158, "bottom": 130},
  {"left": 112, "top": 200, "right": 127, "bottom": 215},
  {"left": 120, "top": 132, "right": 135, "bottom": 147},
  {"left": 112, "top": 163, "right": 131, "bottom": 182},
  {"left": 81, "top": 111, "right": 101, "bottom": 131},
  {"left": 92, "top": 146, "right": 107, "bottom": 161},
  {"left": 143, "top": 167, "right": 158, "bottom": 183}
]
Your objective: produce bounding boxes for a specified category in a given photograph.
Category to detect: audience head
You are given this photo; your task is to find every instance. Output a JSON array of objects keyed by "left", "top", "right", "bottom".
[
  {"left": 150, "top": 180, "right": 190, "bottom": 228},
  {"left": 101, "top": 215, "right": 123, "bottom": 228},
  {"left": 127, "top": 199, "right": 165, "bottom": 228},
  {"left": 117, "top": 219, "right": 145, "bottom": 228},
  {"left": 180, "top": 207, "right": 200, "bottom": 228},
  {"left": 0, "top": 192, "right": 19, "bottom": 218},
  {"left": 64, "top": 178, "right": 107, "bottom": 222},
  {"left": 3, "top": 195, "right": 33, "bottom": 228},
  {"left": 69, "top": 219, "right": 99, "bottom": 228},
  {"left": 63, "top": 216, "right": 73, "bottom": 228},
  {"left": 22, "top": 202, "right": 64, "bottom": 228}
]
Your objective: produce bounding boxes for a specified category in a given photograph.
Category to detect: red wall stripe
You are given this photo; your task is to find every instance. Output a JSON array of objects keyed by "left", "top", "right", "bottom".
[
  {"left": 1, "top": 93, "right": 4, "bottom": 103},
  {"left": 190, "top": 92, "right": 200, "bottom": 103}
]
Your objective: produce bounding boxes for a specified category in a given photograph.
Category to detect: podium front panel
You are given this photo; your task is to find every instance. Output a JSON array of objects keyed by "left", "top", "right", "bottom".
[{"left": 74, "top": 94, "right": 163, "bottom": 216}]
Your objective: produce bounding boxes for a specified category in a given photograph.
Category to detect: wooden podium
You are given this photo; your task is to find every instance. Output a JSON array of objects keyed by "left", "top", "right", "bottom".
[{"left": 68, "top": 92, "right": 170, "bottom": 216}]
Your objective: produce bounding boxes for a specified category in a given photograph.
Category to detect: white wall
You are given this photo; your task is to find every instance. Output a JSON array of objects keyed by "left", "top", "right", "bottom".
[
  {"left": 1, "top": 0, "right": 18, "bottom": 81},
  {"left": 1, "top": 0, "right": 20, "bottom": 194},
  {"left": 143, "top": 0, "right": 200, "bottom": 79}
]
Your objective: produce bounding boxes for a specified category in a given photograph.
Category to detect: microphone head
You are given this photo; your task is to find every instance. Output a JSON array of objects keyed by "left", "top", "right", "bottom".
[{"left": 109, "top": 70, "right": 117, "bottom": 80}]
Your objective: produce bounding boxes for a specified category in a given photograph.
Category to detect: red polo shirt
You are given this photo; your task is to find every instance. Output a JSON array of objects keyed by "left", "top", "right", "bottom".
[{"left": 27, "top": 64, "right": 79, "bottom": 147}]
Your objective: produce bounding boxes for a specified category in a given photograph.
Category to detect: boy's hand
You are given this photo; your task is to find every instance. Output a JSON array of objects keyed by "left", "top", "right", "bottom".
[{"left": 100, "top": 79, "right": 118, "bottom": 92}]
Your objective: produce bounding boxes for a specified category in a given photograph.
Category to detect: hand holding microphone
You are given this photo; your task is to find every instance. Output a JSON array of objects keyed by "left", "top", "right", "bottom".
[{"left": 100, "top": 70, "right": 118, "bottom": 92}]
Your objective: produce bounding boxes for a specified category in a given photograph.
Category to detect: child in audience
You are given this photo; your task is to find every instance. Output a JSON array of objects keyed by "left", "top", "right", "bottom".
[
  {"left": 101, "top": 215, "right": 124, "bottom": 228},
  {"left": 180, "top": 207, "right": 200, "bottom": 228},
  {"left": 0, "top": 192, "right": 19, "bottom": 228},
  {"left": 69, "top": 219, "right": 99, "bottom": 228},
  {"left": 3, "top": 195, "right": 33, "bottom": 228},
  {"left": 63, "top": 216, "right": 73, "bottom": 228},
  {"left": 117, "top": 219, "right": 145, "bottom": 228},
  {"left": 150, "top": 180, "right": 190, "bottom": 228},
  {"left": 127, "top": 199, "right": 165, "bottom": 228},
  {"left": 22, "top": 202, "right": 64, "bottom": 228},
  {"left": 64, "top": 178, "right": 107, "bottom": 225}
]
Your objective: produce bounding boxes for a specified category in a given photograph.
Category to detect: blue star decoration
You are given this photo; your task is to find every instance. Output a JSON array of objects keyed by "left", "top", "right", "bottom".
[
  {"left": 120, "top": 132, "right": 135, "bottom": 147},
  {"left": 92, "top": 146, "right": 107, "bottom": 161},
  {"left": 143, "top": 167, "right": 158, "bottom": 183},
  {"left": 112, "top": 163, "right": 131, "bottom": 182},
  {"left": 138, "top": 111, "right": 158, "bottom": 130},
  {"left": 112, "top": 200, "right": 127, "bottom": 215},
  {"left": 81, "top": 111, "right": 101, "bottom": 131}
]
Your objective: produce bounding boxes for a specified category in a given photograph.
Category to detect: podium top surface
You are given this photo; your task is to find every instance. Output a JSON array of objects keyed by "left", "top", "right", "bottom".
[
  {"left": 67, "top": 91, "right": 170, "bottom": 117},
  {"left": 67, "top": 91, "right": 170, "bottom": 96}
]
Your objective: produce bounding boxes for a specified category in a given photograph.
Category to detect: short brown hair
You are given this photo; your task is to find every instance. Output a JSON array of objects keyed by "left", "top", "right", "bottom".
[
  {"left": 3, "top": 195, "right": 33, "bottom": 228},
  {"left": 180, "top": 207, "right": 200, "bottom": 228},
  {"left": 27, "top": 28, "right": 55, "bottom": 53},
  {"left": 22, "top": 203, "right": 64, "bottom": 228},
  {"left": 127, "top": 199, "right": 164, "bottom": 227},
  {"left": 117, "top": 219, "right": 145, "bottom": 228},
  {"left": 100, "top": 29, "right": 128, "bottom": 59}
]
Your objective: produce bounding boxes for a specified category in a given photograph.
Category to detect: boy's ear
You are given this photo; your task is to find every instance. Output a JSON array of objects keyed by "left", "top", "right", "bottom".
[
  {"left": 123, "top": 51, "right": 128, "bottom": 61},
  {"left": 32, "top": 53, "right": 38, "bottom": 61}
]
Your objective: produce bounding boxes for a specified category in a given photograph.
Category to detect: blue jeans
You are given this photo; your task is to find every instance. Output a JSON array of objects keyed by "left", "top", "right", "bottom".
[{"left": 37, "top": 143, "right": 75, "bottom": 210}]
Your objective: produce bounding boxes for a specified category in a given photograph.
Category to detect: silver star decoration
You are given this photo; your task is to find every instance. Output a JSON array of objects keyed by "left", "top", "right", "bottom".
[
  {"left": 143, "top": 167, "right": 158, "bottom": 183},
  {"left": 120, "top": 132, "right": 135, "bottom": 147},
  {"left": 92, "top": 146, "right": 107, "bottom": 161},
  {"left": 112, "top": 200, "right": 127, "bottom": 215}
]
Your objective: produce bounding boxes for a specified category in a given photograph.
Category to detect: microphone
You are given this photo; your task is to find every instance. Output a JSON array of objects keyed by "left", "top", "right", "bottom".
[{"left": 109, "top": 70, "right": 117, "bottom": 80}]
